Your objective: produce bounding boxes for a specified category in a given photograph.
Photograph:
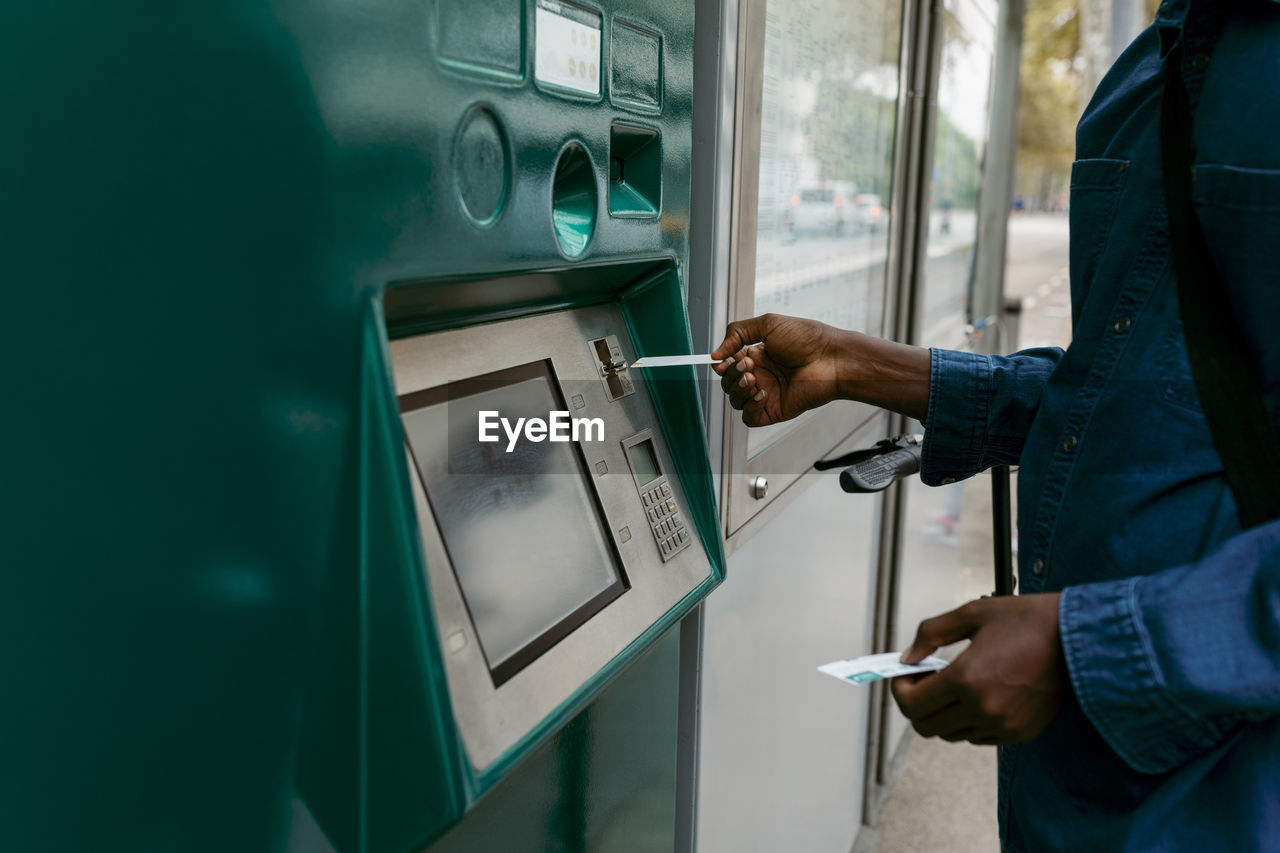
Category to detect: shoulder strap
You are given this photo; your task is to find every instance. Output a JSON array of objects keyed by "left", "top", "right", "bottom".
[{"left": 1161, "top": 45, "right": 1280, "bottom": 530}]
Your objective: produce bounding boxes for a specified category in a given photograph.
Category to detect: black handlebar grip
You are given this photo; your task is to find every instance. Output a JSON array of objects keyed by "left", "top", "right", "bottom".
[{"left": 839, "top": 445, "right": 923, "bottom": 493}]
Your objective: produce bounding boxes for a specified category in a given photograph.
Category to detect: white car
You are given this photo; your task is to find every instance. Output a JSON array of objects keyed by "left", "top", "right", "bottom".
[
  {"left": 852, "top": 193, "right": 885, "bottom": 233},
  {"left": 783, "top": 182, "right": 856, "bottom": 236}
]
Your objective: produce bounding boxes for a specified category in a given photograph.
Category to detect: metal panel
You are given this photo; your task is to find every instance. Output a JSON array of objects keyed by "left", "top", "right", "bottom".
[
  {"left": 698, "top": 421, "right": 884, "bottom": 852},
  {"left": 391, "top": 304, "right": 714, "bottom": 773},
  {"left": 427, "top": 626, "right": 684, "bottom": 853}
]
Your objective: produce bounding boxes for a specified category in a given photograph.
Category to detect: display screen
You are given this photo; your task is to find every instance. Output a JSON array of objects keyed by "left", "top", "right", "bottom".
[
  {"left": 627, "top": 439, "right": 662, "bottom": 486},
  {"left": 400, "top": 360, "right": 626, "bottom": 686}
]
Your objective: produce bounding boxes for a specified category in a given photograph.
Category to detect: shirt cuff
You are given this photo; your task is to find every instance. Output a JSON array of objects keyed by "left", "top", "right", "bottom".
[
  {"left": 920, "top": 348, "right": 993, "bottom": 486},
  {"left": 1059, "top": 580, "right": 1239, "bottom": 774}
]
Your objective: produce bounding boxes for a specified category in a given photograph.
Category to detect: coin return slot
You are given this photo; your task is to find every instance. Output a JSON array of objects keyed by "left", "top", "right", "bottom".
[{"left": 608, "top": 123, "right": 661, "bottom": 218}]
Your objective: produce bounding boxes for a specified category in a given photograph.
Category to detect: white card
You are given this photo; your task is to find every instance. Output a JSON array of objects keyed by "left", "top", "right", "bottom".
[
  {"left": 629, "top": 354, "right": 717, "bottom": 368},
  {"left": 818, "top": 652, "right": 949, "bottom": 685}
]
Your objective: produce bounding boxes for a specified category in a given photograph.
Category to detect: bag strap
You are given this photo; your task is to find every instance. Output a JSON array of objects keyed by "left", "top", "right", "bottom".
[{"left": 1161, "top": 44, "right": 1280, "bottom": 529}]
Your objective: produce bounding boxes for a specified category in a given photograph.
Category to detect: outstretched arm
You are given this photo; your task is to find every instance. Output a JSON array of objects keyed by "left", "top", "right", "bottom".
[
  {"left": 711, "top": 313, "right": 1064, "bottom": 484},
  {"left": 711, "top": 313, "right": 933, "bottom": 424}
]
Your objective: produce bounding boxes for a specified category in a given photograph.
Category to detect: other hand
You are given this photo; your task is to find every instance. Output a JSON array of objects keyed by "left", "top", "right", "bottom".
[{"left": 890, "top": 594, "right": 1070, "bottom": 746}]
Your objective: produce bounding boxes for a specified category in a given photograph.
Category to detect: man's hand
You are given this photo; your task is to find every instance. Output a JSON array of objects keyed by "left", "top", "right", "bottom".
[
  {"left": 711, "top": 314, "right": 846, "bottom": 427},
  {"left": 890, "top": 594, "right": 1070, "bottom": 746},
  {"left": 710, "top": 314, "right": 933, "bottom": 426}
]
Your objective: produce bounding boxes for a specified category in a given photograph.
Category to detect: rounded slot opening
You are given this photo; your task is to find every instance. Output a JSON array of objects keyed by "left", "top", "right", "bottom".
[{"left": 551, "top": 142, "right": 598, "bottom": 257}]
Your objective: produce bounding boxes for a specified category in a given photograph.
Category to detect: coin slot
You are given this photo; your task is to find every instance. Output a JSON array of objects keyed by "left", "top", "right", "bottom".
[{"left": 551, "top": 142, "right": 598, "bottom": 257}]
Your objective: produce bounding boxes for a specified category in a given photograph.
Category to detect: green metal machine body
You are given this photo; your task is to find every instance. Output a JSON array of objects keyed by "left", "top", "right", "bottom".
[{"left": 4, "top": 1, "right": 719, "bottom": 851}]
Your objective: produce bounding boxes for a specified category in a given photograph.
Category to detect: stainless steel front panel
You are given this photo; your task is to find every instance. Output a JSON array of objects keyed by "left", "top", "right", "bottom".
[{"left": 390, "top": 303, "right": 714, "bottom": 772}]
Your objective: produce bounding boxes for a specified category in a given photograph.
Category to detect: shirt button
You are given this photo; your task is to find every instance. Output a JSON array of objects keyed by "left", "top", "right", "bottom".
[
  {"left": 1191, "top": 52, "right": 1210, "bottom": 71},
  {"left": 1062, "top": 435, "right": 1078, "bottom": 453},
  {"left": 1113, "top": 316, "right": 1131, "bottom": 333},
  {"left": 1032, "top": 558, "right": 1044, "bottom": 575}
]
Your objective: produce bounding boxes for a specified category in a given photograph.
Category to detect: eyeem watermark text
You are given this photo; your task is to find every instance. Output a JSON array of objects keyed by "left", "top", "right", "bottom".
[{"left": 478, "top": 411, "right": 605, "bottom": 452}]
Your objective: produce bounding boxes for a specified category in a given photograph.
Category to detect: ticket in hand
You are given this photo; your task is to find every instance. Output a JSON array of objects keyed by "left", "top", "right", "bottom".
[{"left": 818, "top": 652, "right": 949, "bottom": 685}]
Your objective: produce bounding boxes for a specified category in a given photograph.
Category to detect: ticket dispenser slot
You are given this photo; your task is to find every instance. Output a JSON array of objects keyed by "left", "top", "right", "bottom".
[{"left": 589, "top": 334, "right": 636, "bottom": 400}]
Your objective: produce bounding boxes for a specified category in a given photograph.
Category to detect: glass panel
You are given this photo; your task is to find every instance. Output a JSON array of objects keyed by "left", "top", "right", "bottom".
[
  {"left": 918, "top": 0, "right": 998, "bottom": 346},
  {"left": 889, "top": 0, "right": 999, "bottom": 750},
  {"left": 400, "top": 360, "right": 625, "bottom": 685},
  {"left": 749, "top": 0, "right": 904, "bottom": 455},
  {"left": 888, "top": 469, "right": 994, "bottom": 751}
]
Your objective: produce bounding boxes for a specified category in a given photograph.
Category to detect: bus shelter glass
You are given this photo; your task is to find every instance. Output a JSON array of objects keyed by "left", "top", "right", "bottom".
[
  {"left": 889, "top": 0, "right": 1000, "bottom": 753},
  {"left": 917, "top": 0, "right": 998, "bottom": 347},
  {"left": 749, "top": 0, "right": 904, "bottom": 455}
]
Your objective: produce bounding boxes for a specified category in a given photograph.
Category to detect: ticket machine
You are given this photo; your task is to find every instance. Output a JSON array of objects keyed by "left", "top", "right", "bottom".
[
  {"left": 7, "top": 0, "right": 719, "bottom": 851},
  {"left": 292, "top": 0, "right": 723, "bottom": 850}
]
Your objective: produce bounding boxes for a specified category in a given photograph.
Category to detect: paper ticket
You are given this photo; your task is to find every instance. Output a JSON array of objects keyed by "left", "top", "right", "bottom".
[
  {"left": 629, "top": 354, "right": 718, "bottom": 368},
  {"left": 818, "top": 652, "right": 949, "bottom": 685}
]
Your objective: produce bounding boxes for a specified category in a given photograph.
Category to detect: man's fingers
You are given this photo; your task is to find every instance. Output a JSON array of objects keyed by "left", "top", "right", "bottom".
[
  {"left": 909, "top": 701, "right": 970, "bottom": 739},
  {"left": 940, "top": 727, "right": 981, "bottom": 744},
  {"left": 900, "top": 602, "right": 983, "bottom": 664},
  {"left": 711, "top": 315, "right": 774, "bottom": 361},
  {"left": 891, "top": 670, "right": 961, "bottom": 721}
]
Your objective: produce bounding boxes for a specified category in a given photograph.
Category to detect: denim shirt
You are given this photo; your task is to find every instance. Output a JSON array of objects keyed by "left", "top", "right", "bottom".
[{"left": 920, "top": 1, "right": 1280, "bottom": 849}]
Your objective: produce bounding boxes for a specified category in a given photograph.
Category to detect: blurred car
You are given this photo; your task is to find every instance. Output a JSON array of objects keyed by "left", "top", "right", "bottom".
[
  {"left": 782, "top": 182, "right": 856, "bottom": 236},
  {"left": 852, "top": 193, "right": 884, "bottom": 233}
]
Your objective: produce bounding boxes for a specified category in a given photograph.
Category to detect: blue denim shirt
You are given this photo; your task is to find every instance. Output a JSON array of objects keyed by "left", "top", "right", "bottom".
[{"left": 921, "top": 2, "right": 1280, "bottom": 849}]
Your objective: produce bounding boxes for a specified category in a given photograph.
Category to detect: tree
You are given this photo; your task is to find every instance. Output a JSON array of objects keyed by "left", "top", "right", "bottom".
[{"left": 1016, "top": 0, "right": 1082, "bottom": 210}]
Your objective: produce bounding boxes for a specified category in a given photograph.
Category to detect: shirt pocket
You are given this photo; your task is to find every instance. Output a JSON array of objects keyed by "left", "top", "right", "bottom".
[
  {"left": 1189, "top": 164, "right": 1280, "bottom": 400},
  {"left": 1069, "top": 158, "right": 1130, "bottom": 302},
  {"left": 1190, "top": 163, "right": 1280, "bottom": 278}
]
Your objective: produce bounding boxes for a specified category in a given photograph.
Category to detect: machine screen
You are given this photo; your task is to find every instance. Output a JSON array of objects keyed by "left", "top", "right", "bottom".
[
  {"left": 400, "top": 360, "right": 626, "bottom": 686},
  {"left": 627, "top": 439, "right": 662, "bottom": 486}
]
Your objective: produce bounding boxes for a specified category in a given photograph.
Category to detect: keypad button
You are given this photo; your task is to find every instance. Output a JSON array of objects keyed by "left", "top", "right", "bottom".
[
  {"left": 661, "top": 484, "right": 671, "bottom": 497},
  {"left": 678, "top": 529, "right": 688, "bottom": 542},
  {"left": 672, "top": 516, "right": 683, "bottom": 527}
]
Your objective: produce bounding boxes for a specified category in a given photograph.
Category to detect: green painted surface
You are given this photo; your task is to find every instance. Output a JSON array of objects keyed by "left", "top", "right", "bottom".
[
  {"left": 4, "top": 0, "right": 709, "bottom": 850},
  {"left": 426, "top": 627, "right": 683, "bottom": 853}
]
